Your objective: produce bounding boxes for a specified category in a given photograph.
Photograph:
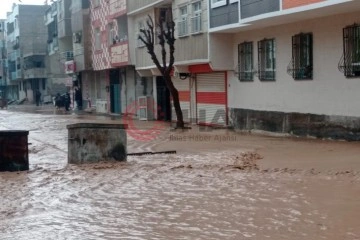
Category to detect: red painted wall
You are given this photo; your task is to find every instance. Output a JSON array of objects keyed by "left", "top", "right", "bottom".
[{"left": 283, "top": 0, "right": 325, "bottom": 9}]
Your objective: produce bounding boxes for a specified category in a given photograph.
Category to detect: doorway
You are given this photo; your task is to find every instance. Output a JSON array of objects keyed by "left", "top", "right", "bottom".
[
  {"left": 110, "top": 69, "right": 121, "bottom": 114},
  {"left": 156, "top": 76, "right": 171, "bottom": 121}
]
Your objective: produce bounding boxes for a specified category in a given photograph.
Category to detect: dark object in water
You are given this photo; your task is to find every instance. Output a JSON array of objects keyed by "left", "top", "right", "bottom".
[
  {"left": 127, "top": 150, "right": 177, "bottom": 156},
  {"left": 0, "top": 130, "right": 29, "bottom": 172}
]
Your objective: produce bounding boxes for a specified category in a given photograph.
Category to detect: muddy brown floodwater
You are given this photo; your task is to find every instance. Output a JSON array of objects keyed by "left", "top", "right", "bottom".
[{"left": 1, "top": 107, "right": 360, "bottom": 240}]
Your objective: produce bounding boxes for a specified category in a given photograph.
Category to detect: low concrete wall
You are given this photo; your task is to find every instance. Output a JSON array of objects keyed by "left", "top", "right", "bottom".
[
  {"left": 230, "top": 108, "right": 360, "bottom": 141},
  {"left": 67, "top": 123, "right": 128, "bottom": 164},
  {"left": 0, "top": 130, "right": 29, "bottom": 171}
]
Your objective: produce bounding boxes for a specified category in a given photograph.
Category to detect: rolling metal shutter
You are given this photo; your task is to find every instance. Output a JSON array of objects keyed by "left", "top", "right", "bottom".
[
  {"left": 196, "top": 72, "right": 227, "bottom": 126},
  {"left": 171, "top": 77, "right": 190, "bottom": 123}
]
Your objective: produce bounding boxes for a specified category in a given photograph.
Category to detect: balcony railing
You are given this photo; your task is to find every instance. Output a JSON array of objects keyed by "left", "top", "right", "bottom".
[
  {"left": 60, "top": 51, "right": 74, "bottom": 61},
  {"left": 109, "top": 0, "right": 126, "bottom": 17},
  {"left": 24, "top": 68, "right": 46, "bottom": 79}
]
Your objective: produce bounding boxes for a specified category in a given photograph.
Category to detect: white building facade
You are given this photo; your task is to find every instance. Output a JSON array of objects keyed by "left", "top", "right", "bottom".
[{"left": 209, "top": 0, "right": 360, "bottom": 140}]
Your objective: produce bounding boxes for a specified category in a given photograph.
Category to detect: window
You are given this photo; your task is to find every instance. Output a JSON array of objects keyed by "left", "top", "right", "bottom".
[
  {"left": 108, "top": 23, "right": 117, "bottom": 45},
  {"left": 238, "top": 42, "right": 253, "bottom": 81},
  {"left": 191, "top": 2, "right": 202, "bottom": 33},
  {"left": 178, "top": 6, "right": 188, "bottom": 37},
  {"left": 211, "top": 0, "right": 226, "bottom": 8},
  {"left": 117, "top": 16, "right": 128, "bottom": 42},
  {"left": 137, "top": 21, "right": 146, "bottom": 48},
  {"left": 155, "top": 8, "right": 173, "bottom": 44},
  {"left": 258, "top": 39, "right": 276, "bottom": 81},
  {"left": 339, "top": 24, "right": 360, "bottom": 77},
  {"left": 94, "top": 28, "right": 101, "bottom": 50},
  {"left": 288, "top": 33, "right": 313, "bottom": 80}
]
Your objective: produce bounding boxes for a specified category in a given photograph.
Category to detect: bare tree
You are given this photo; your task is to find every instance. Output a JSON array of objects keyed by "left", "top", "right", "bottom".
[{"left": 138, "top": 13, "right": 184, "bottom": 129}]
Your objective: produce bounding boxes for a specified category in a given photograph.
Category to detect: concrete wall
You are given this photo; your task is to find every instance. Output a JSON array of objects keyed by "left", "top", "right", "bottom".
[
  {"left": 67, "top": 123, "right": 127, "bottom": 163},
  {"left": 209, "top": 33, "right": 234, "bottom": 70},
  {"left": 228, "top": 11, "right": 360, "bottom": 118}
]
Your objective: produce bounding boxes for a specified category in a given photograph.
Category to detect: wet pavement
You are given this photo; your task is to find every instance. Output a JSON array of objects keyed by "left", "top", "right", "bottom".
[{"left": 0, "top": 106, "right": 360, "bottom": 240}]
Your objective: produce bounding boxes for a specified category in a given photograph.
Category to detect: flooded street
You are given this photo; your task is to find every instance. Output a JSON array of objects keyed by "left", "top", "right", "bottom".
[{"left": 1, "top": 107, "right": 360, "bottom": 240}]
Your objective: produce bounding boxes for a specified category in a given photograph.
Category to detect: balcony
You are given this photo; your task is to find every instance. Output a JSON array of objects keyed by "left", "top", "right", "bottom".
[
  {"left": 127, "top": 0, "right": 171, "bottom": 14},
  {"left": 58, "top": 18, "right": 72, "bottom": 38},
  {"left": 109, "top": 0, "right": 127, "bottom": 18},
  {"left": 110, "top": 41, "right": 129, "bottom": 67},
  {"left": 44, "top": 11, "right": 55, "bottom": 25},
  {"left": 9, "top": 70, "right": 21, "bottom": 81},
  {"left": 24, "top": 68, "right": 46, "bottom": 79}
]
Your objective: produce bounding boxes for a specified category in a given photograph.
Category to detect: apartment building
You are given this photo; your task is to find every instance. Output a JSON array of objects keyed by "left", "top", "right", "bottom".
[
  {"left": 208, "top": 0, "right": 360, "bottom": 140},
  {"left": 6, "top": 4, "right": 48, "bottom": 102},
  {"left": 128, "top": 0, "right": 227, "bottom": 124},
  {"left": 44, "top": 0, "right": 80, "bottom": 105},
  {"left": 0, "top": 20, "right": 6, "bottom": 99},
  {"left": 70, "top": 0, "right": 92, "bottom": 109},
  {"left": 89, "top": 0, "right": 136, "bottom": 115}
]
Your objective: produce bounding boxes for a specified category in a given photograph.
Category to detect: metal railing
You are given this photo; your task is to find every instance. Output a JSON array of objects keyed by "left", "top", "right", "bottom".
[{"left": 60, "top": 51, "right": 74, "bottom": 61}]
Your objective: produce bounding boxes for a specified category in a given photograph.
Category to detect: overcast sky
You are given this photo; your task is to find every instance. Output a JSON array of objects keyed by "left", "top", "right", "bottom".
[{"left": 0, "top": 0, "right": 46, "bottom": 19}]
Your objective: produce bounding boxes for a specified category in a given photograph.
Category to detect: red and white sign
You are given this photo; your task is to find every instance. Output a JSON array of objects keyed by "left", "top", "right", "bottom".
[{"left": 65, "top": 60, "right": 76, "bottom": 74}]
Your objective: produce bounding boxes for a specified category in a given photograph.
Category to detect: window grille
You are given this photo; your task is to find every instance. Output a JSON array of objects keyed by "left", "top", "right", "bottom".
[
  {"left": 287, "top": 33, "right": 313, "bottom": 80},
  {"left": 238, "top": 41, "right": 253, "bottom": 81},
  {"left": 338, "top": 24, "right": 360, "bottom": 77},
  {"left": 258, "top": 38, "right": 276, "bottom": 81}
]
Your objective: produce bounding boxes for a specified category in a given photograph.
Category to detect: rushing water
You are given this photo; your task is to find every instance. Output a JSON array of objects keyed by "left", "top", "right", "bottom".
[{"left": 0, "top": 109, "right": 360, "bottom": 240}]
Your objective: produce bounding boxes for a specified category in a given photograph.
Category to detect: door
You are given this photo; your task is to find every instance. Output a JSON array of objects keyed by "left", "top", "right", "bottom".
[
  {"left": 171, "top": 77, "right": 190, "bottom": 123},
  {"left": 156, "top": 77, "right": 171, "bottom": 121},
  {"left": 196, "top": 72, "right": 227, "bottom": 126},
  {"left": 110, "top": 69, "right": 121, "bottom": 114}
]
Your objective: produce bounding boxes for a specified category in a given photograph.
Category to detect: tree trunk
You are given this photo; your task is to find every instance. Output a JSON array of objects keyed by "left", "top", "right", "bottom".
[{"left": 164, "top": 75, "right": 184, "bottom": 128}]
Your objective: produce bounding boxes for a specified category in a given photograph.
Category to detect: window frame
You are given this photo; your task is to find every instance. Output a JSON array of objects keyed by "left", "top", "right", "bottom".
[
  {"left": 178, "top": 5, "right": 188, "bottom": 37},
  {"left": 137, "top": 20, "right": 146, "bottom": 48},
  {"left": 290, "top": 32, "right": 313, "bottom": 80},
  {"left": 191, "top": 1, "right": 202, "bottom": 34},
  {"left": 340, "top": 24, "right": 360, "bottom": 78},
  {"left": 211, "top": 0, "right": 227, "bottom": 9},
  {"left": 238, "top": 41, "right": 254, "bottom": 82},
  {"left": 94, "top": 28, "right": 101, "bottom": 51},
  {"left": 258, "top": 38, "right": 276, "bottom": 81}
]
